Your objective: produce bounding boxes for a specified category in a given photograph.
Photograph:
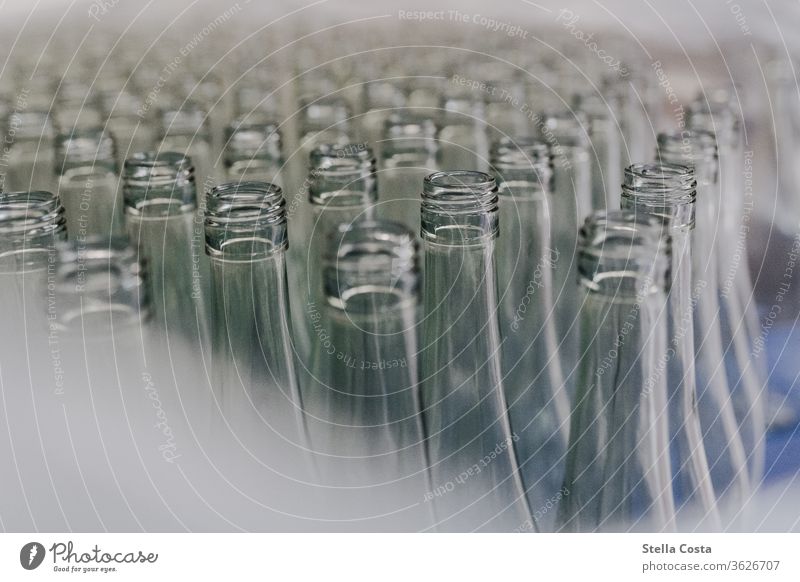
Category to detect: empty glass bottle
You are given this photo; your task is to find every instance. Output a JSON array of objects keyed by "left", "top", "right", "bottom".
[
  {"left": 688, "top": 101, "right": 767, "bottom": 485},
  {"left": 490, "top": 137, "right": 570, "bottom": 529},
  {"left": 5, "top": 110, "right": 56, "bottom": 193},
  {"left": 205, "top": 181, "right": 308, "bottom": 471},
  {"left": 558, "top": 211, "right": 675, "bottom": 532},
  {"left": 301, "top": 220, "right": 430, "bottom": 529},
  {"left": 657, "top": 131, "right": 752, "bottom": 512},
  {"left": 292, "top": 143, "right": 378, "bottom": 360},
  {"left": 158, "top": 104, "right": 214, "bottom": 200},
  {"left": 123, "top": 151, "right": 209, "bottom": 350},
  {"left": 224, "top": 117, "right": 283, "bottom": 185},
  {"left": 380, "top": 111, "right": 438, "bottom": 232},
  {"left": 55, "top": 127, "right": 123, "bottom": 240},
  {"left": 420, "top": 170, "right": 532, "bottom": 532},
  {"left": 621, "top": 163, "right": 721, "bottom": 529},
  {"left": 538, "top": 111, "right": 593, "bottom": 390}
]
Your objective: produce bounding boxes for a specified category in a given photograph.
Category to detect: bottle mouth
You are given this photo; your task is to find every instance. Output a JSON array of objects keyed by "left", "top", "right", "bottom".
[
  {"left": 421, "top": 171, "right": 499, "bottom": 245},
  {"left": 122, "top": 151, "right": 196, "bottom": 215},
  {"left": 53, "top": 238, "right": 149, "bottom": 332},
  {"left": 205, "top": 181, "right": 287, "bottom": 260},
  {"left": 382, "top": 112, "right": 438, "bottom": 159},
  {"left": 0, "top": 190, "right": 67, "bottom": 241},
  {"left": 224, "top": 118, "right": 282, "bottom": 161},
  {"left": 490, "top": 138, "right": 553, "bottom": 198},
  {"left": 578, "top": 210, "right": 669, "bottom": 299},
  {"left": 621, "top": 163, "right": 696, "bottom": 230},
  {"left": 323, "top": 220, "right": 418, "bottom": 312},
  {"left": 55, "top": 126, "right": 117, "bottom": 172},
  {"left": 656, "top": 130, "right": 718, "bottom": 165},
  {"left": 308, "top": 143, "right": 378, "bottom": 207}
]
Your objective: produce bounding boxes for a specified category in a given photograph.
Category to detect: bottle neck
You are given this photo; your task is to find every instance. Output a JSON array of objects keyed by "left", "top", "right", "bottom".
[
  {"left": 421, "top": 170, "right": 499, "bottom": 246},
  {"left": 123, "top": 151, "right": 197, "bottom": 217},
  {"left": 382, "top": 113, "right": 438, "bottom": 165},
  {"left": 55, "top": 127, "right": 117, "bottom": 175},
  {"left": 578, "top": 211, "right": 668, "bottom": 302},
  {"left": 225, "top": 119, "right": 282, "bottom": 166},
  {"left": 308, "top": 143, "right": 378, "bottom": 208},
  {"left": 490, "top": 138, "right": 553, "bottom": 200},
  {"left": 620, "top": 163, "right": 696, "bottom": 233},
  {"left": 323, "top": 220, "right": 418, "bottom": 314},
  {"left": 53, "top": 238, "right": 148, "bottom": 333},
  {"left": 656, "top": 130, "right": 718, "bottom": 187},
  {"left": 204, "top": 181, "right": 287, "bottom": 261},
  {"left": 0, "top": 191, "right": 67, "bottom": 270}
]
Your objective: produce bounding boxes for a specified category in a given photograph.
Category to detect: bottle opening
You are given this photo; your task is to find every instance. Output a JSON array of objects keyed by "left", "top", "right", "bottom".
[
  {"left": 205, "top": 181, "right": 287, "bottom": 261},
  {"left": 123, "top": 151, "right": 196, "bottom": 216},
  {"left": 324, "top": 220, "right": 418, "bottom": 313},
  {"left": 308, "top": 143, "right": 377, "bottom": 207},
  {"left": 0, "top": 191, "right": 67, "bottom": 270},
  {"left": 421, "top": 171, "right": 499, "bottom": 245},
  {"left": 490, "top": 137, "right": 553, "bottom": 199},
  {"left": 621, "top": 163, "right": 696, "bottom": 230},
  {"left": 53, "top": 238, "right": 149, "bottom": 332},
  {"left": 578, "top": 210, "right": 669, "bottom": 300}
]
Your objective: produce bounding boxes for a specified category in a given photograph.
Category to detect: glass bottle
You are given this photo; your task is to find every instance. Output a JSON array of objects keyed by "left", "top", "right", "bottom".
[
  {"left": 224, "top": 117, "right": 283, "bottom": 185},
  {"left": 380, "top": 111, "right": 438, "bottom": 232},
  {"left": 573, "top": 92, "right": 623, "bottom": 211},
  {"left": 5, "top": 110, "right": 56, "bottom": 193},
  {"left": 158, "top": 103, "right": 215, "bottom": 200},
  {"left": 621, "top": 163, "right": 721, "bottom": 529},
  {"left": 419, "top": 170, "right": 533, "bottom": 532},
  {"left": 657, "top": 131, "right": 752, "bottom": 511},
  {"left": 301, "top": 220, "right": 430, "bottom": 529},
  {"left": 558, "top": 211, "right": 676, "bottom": 532},
  {"left": 688, "top": 101, "right": 767, "bottom": 485},
  {"left": 490, "top": 137, "right": 570, "bottom": 529},
  {"left": 0, "top": 190, "right": 67, "bottom": 530},
  {"left": 55, "top": 127, "right": 123, "bottom": 240},
  {"left": 538, "top": 111, "right": 593, "bottom": 390},
  {"left": 205, "top": 181, "right": 308, "bottom": 472},
  {"left": 437, "top": 88, "right": 489, "bottom": 172},
  {"left": 292, "top": 143, "right": 378, "bottom": 361},
  {"left": 297, "top": 95, "right": 351, "bottom": 151},
  {"left": 122, "top": 151, "right": 210, "bottom": 350}
]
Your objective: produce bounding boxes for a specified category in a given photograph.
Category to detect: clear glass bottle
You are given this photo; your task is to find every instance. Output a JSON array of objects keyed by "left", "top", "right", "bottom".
[
  {"left": 380, "top": 111, "right": 438, "bottom": 232},
  {"left": 558, "top": 211, "right": 676, "bottom": 532},
  {"left": 688, "top": 101, "right": 767, "bottom": 485},
  {"left": 419, "top": 170, "right": 532, "bottom": 532},
  {"left": 437, "top": 88, "right": 489, "bottom": 172},
  {"left": 0, "top": 190, "right": 67, "bottom": 530},
  {"left": 301, "top": 220, "right": 430, "bottom": 529},
  {"left": 122, "top": 151, "right": 209, "bottom": 350},
  {"left": 205, "top": 181, "right": 308, "bottom": 471},
  {"left": 657, "top": 131, "right": 752, "bottom": 511},
  {"left": 573, "top": 92, "right": 623, "bottom": 210},
  {"left": 158, "top": 103, "right": 215, "bottom": 200},
  {"left": 621, "top": 163, "right": 721, "bottom": 529},
  {"left": 224, "top": 117, "right": 283, "bottom": 185},
  {"left": 5, "top": 110, "right": 56, "bottom": 193},
  {"left": 55, "top": 127, "right": 123, "bottom": 240},
  {"left": 538, "top": 111, "right": 593, "bottom": 390},
  {"left": 490, "top": 137, "right": 570, "bottom": 529},
  {"left": 292, "top": 143, "right": 378, "bottom": 361}
]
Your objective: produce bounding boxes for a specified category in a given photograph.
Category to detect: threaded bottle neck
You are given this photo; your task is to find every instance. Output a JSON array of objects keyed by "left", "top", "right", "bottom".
[
  {"left": 55, "top": 126, "right": 117, "bottom": 175},
  {"left": 122, "top": 151, "right": 196, "bottom": 217},
  {"left": 53, "top": 238, "right": 148, "bottom": 332},
  {"left": 621, "top": 163, "right": 696, "bottom": 231},
  {"left": 490, "top": 137, "right": 553, "bottom": 197},
  {"left": 578, "top": 210, "right": 668, "bottom": 300},
  {"left": 308, "top": 143, "right": 378, "bottom": 207},
  {"left": 0, "top": 191, "right": 67, "bottom": 263},
  {"left": 204, "top": 181, "right": 287, "bottom": 261},
  {"left": 224, "top": 118, "right": 282, "bottom": 166},
  {"left": 382, "top": 112, "right": 438, "bottom": 162},
  {"left": 421, "top": 170, "right": 499, "bottom": 245},
  {"left": 656, "top": 130, "right": 718, "bottom": 185},
  {"left": 323, "top": 220, "right": 418, "bottom": 313}
]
